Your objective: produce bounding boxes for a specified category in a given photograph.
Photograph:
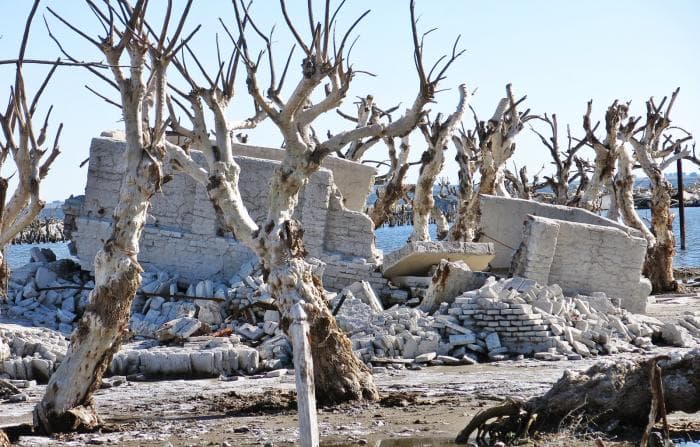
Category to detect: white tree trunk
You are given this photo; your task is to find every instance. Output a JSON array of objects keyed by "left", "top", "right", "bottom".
[
  {"left": 410, "top": 146, "right": 444, "bottom": 242},
  {"left": 36, "top": 100, "right": 159, "bottom": 432},
  {"left": 614, "top": 145, "right": 655, "bottom": 245},
  {"left": 432, "top": 204, "right": 449, "bottom": 240},
  {"left": 410, "top": 85, "right": 468, "bottom": 242}
]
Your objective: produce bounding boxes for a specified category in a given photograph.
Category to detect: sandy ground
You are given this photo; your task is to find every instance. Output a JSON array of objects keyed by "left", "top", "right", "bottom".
[{"left": 2, "top": 291, "right": 699, "bottom": 446}]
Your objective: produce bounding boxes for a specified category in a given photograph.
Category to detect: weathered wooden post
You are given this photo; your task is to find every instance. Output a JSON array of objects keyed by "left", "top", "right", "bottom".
[{"left": 289, "top": 302, "right": 320, "bottom": 447}]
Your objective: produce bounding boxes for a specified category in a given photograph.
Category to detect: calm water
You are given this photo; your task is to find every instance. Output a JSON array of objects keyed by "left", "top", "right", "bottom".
[
  {"left": 5, "top": 242, "right": 74, "bottom": 269},
  {"left": 376, "top": 207, "right": 700, "bottom": 268}
]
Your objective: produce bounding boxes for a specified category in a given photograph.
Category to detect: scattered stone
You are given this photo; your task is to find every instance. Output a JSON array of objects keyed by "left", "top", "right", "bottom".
[{"left": 414, "top": 352, "right": 437, "bottom": 363}]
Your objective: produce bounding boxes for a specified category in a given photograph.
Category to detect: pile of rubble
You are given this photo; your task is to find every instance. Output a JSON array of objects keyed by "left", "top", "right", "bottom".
[
  {"left": 333, "top": 275, "right": 700, "bottom": 365},
  {"left": 442, "top": 276, "right": 700, "bottom": 359},
  {"left": 1, "top": 249, "right": 292, "bottom": 381},
  {"left": 0, "top": 324, "right": 69, "bottom": 382},
  {"left": 3, "top": 248, "right": 699, "bottom": 384}
]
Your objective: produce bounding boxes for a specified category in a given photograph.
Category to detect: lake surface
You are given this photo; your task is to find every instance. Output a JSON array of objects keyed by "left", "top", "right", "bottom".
[{"left": 5, "top": 207, "right": 700, "bottom": 269}]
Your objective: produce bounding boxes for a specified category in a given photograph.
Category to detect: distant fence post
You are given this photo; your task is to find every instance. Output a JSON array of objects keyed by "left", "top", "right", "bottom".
[{"left": 676, "top": 154, "right": 686, "bottom": 250}]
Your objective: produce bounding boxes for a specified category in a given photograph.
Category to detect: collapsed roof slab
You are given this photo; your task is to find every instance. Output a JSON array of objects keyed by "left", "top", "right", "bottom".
[{"left": 382, "top": 241, "right": 495, "bottom": 278}]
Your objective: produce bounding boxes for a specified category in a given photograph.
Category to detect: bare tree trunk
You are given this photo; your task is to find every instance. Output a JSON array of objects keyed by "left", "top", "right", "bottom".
[
  {"left": 643, "top": 170, "right": 677, "bottom": 293},
  {"left": 258, "top": 153, "right": 379, "bottom": 403},
  {"left": 35, "top": 1, "right": 194, "bottom": 431},
  {"left": 370, "top": 136, "right": 410, "bottom": 228},
  {"left": 410, "top": 85, "right": 468, "bottom": 242},
  {"left": 448, "top": 132, "right": 479, "bottom": 242},
  {"left": 410, "top": 147, "right": 443, "bottom": 242},
  {"left": 626, "top": 88, "right": 689, "bottom": 293},
  {"left": 35, "top": 110, "right": 160, "bottom": 432},
  {"left": 615, "top": 145, "right": 655, "bottom": 244},
  {"left": 432, "top": 204, "right": 449, "bottom": 240}
]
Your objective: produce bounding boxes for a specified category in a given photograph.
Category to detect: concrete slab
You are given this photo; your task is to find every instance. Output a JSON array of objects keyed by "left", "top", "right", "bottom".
[{"left": 382, "top": 241, "right": 495, "bottom": 278}]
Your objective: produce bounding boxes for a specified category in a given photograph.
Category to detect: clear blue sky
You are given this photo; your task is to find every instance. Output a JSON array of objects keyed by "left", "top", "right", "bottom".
[{"left": 1, "top": 0, "right": 698, "bottom": 201}]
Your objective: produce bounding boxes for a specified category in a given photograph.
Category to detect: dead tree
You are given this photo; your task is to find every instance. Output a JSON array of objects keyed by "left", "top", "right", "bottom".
[
  {"left": 368, "top": 134, "right": 414, "bottom": 228},
  {"left": 409, "top": 84, "right": 468, "bottom": 242},
  {"left": 447, "top": 127, "right": 480, "bottom": 241},
  {"left": 164, "top": 0, "right": 460, "bottom": 405},
  {"left": 625, "top": 88, "right": 692, "bottom": 293},
  {"left": 581, "top": 100, "right": 627, "bottom": 216},
  {"left": 35, "top": 0, "right": 198, "bottom": 432},
  {"left": 582, "top": 100, "right": 655, "bottom": 246},
  {"left": 0, "top": 0, "right": 62, "bottom": 290},
  {"left": 504, "top": 164, "right": 544, "bottom": 200},
  {"left": 530, "top": 113, "right": 587, "bottom": 205},
  {"left": 447, "top": 84, "right": 532, "bottom": 242},
  {"left": 336, "top": 99, "right": 418, "bottom": 229},
  {"left": 456, "top": 352, "right": 700, "bottom": 446}
]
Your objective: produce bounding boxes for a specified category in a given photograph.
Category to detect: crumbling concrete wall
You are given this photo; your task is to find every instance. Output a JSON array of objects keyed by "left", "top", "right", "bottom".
[
  {"left": 70, "top": 135, "right": 379, "bottom": 285},
  {"left": 479, "top": 195, "right": 643, "bottom": 269},
  {"left": 222, "top": 142, "right": 376, "bottom": 212},
  {"left": 512, "top": 215, "right": 651, "bottom": 314}
]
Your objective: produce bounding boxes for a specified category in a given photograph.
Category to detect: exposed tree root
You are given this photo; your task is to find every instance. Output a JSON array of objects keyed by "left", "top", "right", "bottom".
[{"left": 456, "top": 351, "right": 700, "bottom": 445}]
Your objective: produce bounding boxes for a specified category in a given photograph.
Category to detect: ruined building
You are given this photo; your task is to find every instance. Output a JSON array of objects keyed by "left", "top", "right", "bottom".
[{"left": 64, "top": 132, "right": 389, "bottom": 293}]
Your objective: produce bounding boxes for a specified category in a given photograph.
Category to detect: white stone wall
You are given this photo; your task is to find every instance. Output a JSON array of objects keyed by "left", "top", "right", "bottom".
[
  {"left": 513, "top": 215, "right": 651, "bottom": 314},
  {"left": 479, "top": 195, "right": 643, "bottom": 269},
  {"left": 71, "top": 136, "right": 379, "bottom": 283}
]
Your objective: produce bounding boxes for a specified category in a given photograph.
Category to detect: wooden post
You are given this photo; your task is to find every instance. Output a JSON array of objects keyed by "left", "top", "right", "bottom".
[
  {"left": 289, "top": 303, "right": 320, "bottom": 447},
  {"left": 676, "top": 155, "right": 686, "bottom": 250}
]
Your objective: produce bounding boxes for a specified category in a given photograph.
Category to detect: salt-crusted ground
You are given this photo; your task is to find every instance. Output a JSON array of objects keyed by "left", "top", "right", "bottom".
[{"left": 2, "top": 294, "right": 699, "bottom": 447}]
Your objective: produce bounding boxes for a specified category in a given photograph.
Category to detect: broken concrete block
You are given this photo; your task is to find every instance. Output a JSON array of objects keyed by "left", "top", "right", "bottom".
[
  {"left": 484, "top": 332, "right": 501, "bottom": 350},
  {"left": 382, "top": 241, "right": 495, "bottom": 277},
  {"left": 414, "top": 352, "right": 436, "bottom": 363},
  {"left": 156, "top": 317, "right": 202, "bottom": 342},
  {"left": 449, "top": 334, "right": 477, "bottom": 346},
  {"left": 237, "top": 323, "right": 264, "bottom": 341},
  {"left": 196, "top": 300, "right": 222, "bottom": 326},
  {"left": 347, "top": 280, "right": 383, "bottom": 313},
  {"left": 661, "top": 323, "right": 691, "bottom": 347},
  {"left": 511, "top": 215, "right": 560, "bottom": 285},
  {"left": 420, "top": 260, "right": 475, "bottom": 314},
  {"left": 35, "top": 267, "right": 58, "bottom": 289}
]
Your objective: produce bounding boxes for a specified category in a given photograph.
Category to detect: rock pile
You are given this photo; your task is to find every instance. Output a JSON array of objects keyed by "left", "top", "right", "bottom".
[
  {"left": 1, "top": 253, "right": 293, "bottom": 381},
  {"left": 334, "top": 275, "right": 700, "bottom": 365},
  {"left": 444, "top": 276, "right": 699, "bottom": 358},
  {"left": 0, "top": 324, "right": 69, "bottom": 381},
  {"left": 5, "top": 251, "right": 91, "bottom": 334}
]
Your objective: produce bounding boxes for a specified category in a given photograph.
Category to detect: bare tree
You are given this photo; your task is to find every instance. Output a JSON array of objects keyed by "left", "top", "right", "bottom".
[
  {"left": 35, "top": 0, "right": 198, "bottom": 432},
  {"left": 625, "top": 88, "right": 692, "bottom": 293},
  {"left": 409, "top": 84, "right": 468, "bottom": 242},
  {"left": 163, "top": 0, "right": 461, "bottom": 404},
  {"left": 447, "top": 84, "right": 532, "bottom": 241},
  {"left": 368, "top": 133, "right": 414, "bottom": 228},
  {"left": 0, "top": 0, "right": 62, "bottom": 290},
  {"left": 530, "top": 113, "right": 587, "bottom": 205},
  {"left": 447, "top": 126, "right": 480, "bottom": 241},
  {"left": 580, "top": 100, "right": 626, "bottom": 215},
  {"left": 581, "top": 100, "right": 654, "bottom": 244},
  {"left": 504, "top": 164, "right": 544, "bottom": 200}
]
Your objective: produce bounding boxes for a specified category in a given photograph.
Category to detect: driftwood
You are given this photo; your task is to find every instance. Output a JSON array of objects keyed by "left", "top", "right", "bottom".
[{"left": 456, "top": 351, "right": 700, "bottom": 445}]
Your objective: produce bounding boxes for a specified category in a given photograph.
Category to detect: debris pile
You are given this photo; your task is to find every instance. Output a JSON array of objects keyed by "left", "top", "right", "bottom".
[
  {"left": 2, "top": 248, "right": 699, "bottom": 384},
  {"left": 1, "top": 252, "right": 294, "bottom": 381},
  {"left": 444, "top": 276, "right": 700, "bottom": 359},
  {"left": 0, "top": 324, "right": 68, "bottom": 381},
  {"left": 334, "top": 275, "right": 700, "bottom": 364}
]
